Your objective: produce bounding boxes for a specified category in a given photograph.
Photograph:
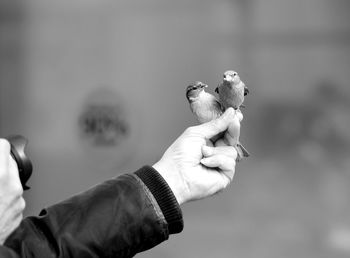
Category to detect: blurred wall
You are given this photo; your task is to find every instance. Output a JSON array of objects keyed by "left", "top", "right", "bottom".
[{"left": 1, "top": 0, "right": 350, "bottom": 257}]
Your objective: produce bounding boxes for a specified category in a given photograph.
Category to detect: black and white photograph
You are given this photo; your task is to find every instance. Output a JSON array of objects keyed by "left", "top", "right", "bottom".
[{"left": 1, "top": 1, "right": 350, "bottom": 257}]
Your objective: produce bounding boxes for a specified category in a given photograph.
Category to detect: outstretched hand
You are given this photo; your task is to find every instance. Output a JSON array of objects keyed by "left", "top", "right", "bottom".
[{"left": 153, "top": 108, "right": 240, "bottom": 205}]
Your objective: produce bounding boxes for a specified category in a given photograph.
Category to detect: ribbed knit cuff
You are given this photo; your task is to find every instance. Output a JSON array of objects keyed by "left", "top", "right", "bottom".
[{"left": 135, "top": 166, "right": 184, "bottom": 234}]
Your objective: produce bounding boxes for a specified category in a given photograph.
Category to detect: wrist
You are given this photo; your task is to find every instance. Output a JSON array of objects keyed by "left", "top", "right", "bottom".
[
  {"left": 134, "top": 166, "right": 184, "bottom": 234},
  {"left": 152, "top": 160, "right": 186, "bottom": 205}
]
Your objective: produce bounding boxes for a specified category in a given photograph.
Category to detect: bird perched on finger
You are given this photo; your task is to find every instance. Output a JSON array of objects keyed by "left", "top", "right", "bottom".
[
  {"left": 186, "top": 81, "right": 224, "bottom": 124},
  {"left": 215, "top": 70, "right": 249, "bottom": 110},
  {"left": 186, "top": 81, "right": 250, "bottom": 159}
]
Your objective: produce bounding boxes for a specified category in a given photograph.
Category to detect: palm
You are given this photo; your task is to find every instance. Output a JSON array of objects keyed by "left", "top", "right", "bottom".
[
  {"left": 153, "top": 108, "right": 238, "bottom": 205},
  {"left": 167, "top": 131, "right": 230, "bottom": 202}
]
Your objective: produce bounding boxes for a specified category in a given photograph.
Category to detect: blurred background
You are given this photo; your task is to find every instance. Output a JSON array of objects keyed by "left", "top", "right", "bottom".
[{"left": 1, "top": 0, "right": 350, "bottom": 257}]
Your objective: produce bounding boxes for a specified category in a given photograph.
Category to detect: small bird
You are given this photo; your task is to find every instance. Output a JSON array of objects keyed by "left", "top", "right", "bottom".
[
  {"left": 186, "top": 81, "right": 250, "bottom": 159},
  {"left": 186, "top": 81, "right": 224, "bottom": 124},
  {"left": 215, "top": 70, "right": 249, "bottom": 110}
]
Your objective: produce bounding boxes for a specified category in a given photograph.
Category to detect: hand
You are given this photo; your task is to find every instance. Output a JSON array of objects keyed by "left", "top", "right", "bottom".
[
  {"left": 153, "top": 108, "right": 239, "bottom": 205},
  {"left": 0, "top": 139, "right": 25, "bottom": 244}
]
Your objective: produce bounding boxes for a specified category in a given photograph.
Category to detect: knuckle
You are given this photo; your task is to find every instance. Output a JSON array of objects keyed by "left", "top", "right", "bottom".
[
  {"left": 18, "top": 197, "right": 26, "bottom": 211},
  {"left": 232, "top": 158, "right": 237, "bottom": 168},
  {"left": 0, "top": 138, "right": 11, "bottom": 153},
  {"left": 17, "top": 185, "right": 24, "bottom": 197},
  {"left": 0, "top": 138, "right": 10, "bottom": 146},
  {"left": 12, "top": 182, "right": 24, "bottom": 197},
  {"left": 227, "top": 150, "right": 235, "bottom": 159},
  {"left": 185, "top": 126, "right": 197, "bottom": 135},
  {"left": 0, "top": 139, "right": 11, "bottom": 177},
  {"left": 229, "top": 147, "right": 238, "bottom": 159},
  {"left": 228, "top": 157, "right": 236, "bottom": 170},
  {"left": 219, "top": 146, "right": 236, "bottom": 158},
  {"left": 221, "top": 176, "right": 230, "bottom": 190}
]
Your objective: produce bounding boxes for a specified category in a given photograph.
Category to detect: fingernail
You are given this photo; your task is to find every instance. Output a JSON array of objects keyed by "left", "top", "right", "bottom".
[{"left": 200, "top": 158, "right": 210, "bottom": 166}]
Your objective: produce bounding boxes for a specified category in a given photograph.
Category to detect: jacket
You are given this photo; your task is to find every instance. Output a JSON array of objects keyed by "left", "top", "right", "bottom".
[{"left": 0, "top": 166, "right": 183, "bottom": 258}]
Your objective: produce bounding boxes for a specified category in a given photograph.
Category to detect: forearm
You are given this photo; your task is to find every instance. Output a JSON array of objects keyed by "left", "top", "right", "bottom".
[{"left": 3, "top": 166, "right": 183, "bottom": 258}]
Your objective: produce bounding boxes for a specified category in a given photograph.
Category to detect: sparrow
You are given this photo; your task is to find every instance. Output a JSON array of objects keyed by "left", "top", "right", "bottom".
[
  {"left": 186, "top": 81, "right": 224, "bottom": 124},
  {"left": 186, "top": 81, "right": 250, "bottom": 159},
  {"left": 215, "top": 70, "right": 249, "bottom": 110}
]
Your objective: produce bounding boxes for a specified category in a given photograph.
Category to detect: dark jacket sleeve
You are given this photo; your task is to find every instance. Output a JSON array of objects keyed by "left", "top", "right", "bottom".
[{"left": 1, "top": 166, "right": 183, "bottom": 258}]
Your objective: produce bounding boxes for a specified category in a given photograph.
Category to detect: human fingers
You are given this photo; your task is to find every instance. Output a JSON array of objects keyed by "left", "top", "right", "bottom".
[
  {"left": 202, "top": 145, "right": 237, "bottom": 160},
  {"left": 191, "top": 108, "right": 236, "bottom": 140},
  {"left": 214, "top": 138, "right": 227, "bottom": 147},
  {"left": 236, "top": 109, "right": 243, "bottom": 122},
  {"left": 0, "top": 139, "right": 11, "bottom": 176},
  {"left": 200, "top": 154, "right": 236, "bottom": 183},
  {"left": 13, "top": 196, "right": 26, "bottom": 215},
  {"left": 0, "top": 139, "right": 23, "bottom": 193},
  {"left": 200, "top": 154, "right": 236, "bottom": 172},
  {"left": 226, "top": 115, "right": 241, "bottom": 144},
  {"left": 0, "top": 201, "right": 24, "bottom": 245}
]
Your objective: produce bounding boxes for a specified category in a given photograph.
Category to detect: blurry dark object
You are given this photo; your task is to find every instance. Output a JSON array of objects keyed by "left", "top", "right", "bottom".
[
  {"left": 79, "top": 104, "right": 129, "bottom": 146},
  {"left": 252, "top": 79, "right": 350, "bottom": 162},
  {"left": 78, "top": 88, "right": 130, "bottom": 147},
  {"left": 7, "top": 135, "right": 33, "bottom": 190}
]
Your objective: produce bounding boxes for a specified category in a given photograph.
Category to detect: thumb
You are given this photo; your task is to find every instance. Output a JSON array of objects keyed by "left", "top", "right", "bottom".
[
  {"left": 224, "top": 114, "right": 241, "bottom": 146},
  {"left": 195, "top": 108, "right": 237, "bottom": 140}
]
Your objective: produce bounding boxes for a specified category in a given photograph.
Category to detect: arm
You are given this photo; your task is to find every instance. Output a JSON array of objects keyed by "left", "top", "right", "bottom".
[
  {"left": 2, "top": 108, "right": 239, "bottom": 258},
  {"left": 3, "top": 167, "right": 182, "bottom": 258}
]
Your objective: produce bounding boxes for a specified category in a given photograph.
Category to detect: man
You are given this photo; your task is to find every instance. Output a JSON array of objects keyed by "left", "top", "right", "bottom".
[{"left": 0, "top": 108, "right": 240, "bottom": 257}]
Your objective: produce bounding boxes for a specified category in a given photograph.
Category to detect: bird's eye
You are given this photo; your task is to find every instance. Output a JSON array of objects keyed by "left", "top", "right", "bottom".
[{"left": 233, "top": 73, "right": 237, "bottom": 76}]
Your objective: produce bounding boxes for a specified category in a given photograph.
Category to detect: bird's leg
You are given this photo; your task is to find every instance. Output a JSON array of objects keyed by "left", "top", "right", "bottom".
[{"left": 232, "top": 108, "right": 249, "bottom": 160}]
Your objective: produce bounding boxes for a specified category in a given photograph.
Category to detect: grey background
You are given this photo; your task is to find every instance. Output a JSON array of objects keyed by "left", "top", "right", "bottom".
[{"left": 1, "top": 0, "right": 350, "bottom": 257}]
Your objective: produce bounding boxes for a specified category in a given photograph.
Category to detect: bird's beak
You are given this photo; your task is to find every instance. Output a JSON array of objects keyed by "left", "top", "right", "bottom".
[{"left": 200, "top": 84, "right": 208, "bottom": 89}]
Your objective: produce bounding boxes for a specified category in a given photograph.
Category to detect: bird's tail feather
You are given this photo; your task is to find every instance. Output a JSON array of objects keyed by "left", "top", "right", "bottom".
[{"left": 237, "top": 142, "right": 250, "bottom": 157}]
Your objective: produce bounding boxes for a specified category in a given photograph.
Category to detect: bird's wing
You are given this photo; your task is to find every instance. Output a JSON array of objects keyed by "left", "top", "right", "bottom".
[
  {"left": 215, "top": 84, "right": 220, "bottom": 94},
  {"left": 244, "top": 85, "right": 249, "bottom": 96},
  {"left": 208, "top": 92, "right": 225, "bottom": 114},
  {"left": 214, "top": 98, "right": 225, "bottom": 113}
]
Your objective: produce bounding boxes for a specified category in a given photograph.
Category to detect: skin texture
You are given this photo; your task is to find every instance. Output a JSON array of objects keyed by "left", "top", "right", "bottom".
[
  {"left": 153, "top": 108, "right": 239, "bottom": 205},
  {"left": 0, "top": 139, "right": 25, "bottom": 244}
]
